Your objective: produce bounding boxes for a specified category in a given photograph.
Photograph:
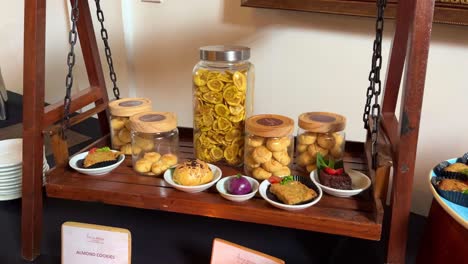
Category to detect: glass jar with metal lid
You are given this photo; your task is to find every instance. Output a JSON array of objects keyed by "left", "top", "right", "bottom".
[
  {"left": 244, "top": 114, "right": 294, "bottom": 180},
  {"left": 192, "top": 45, "right": 254, "bottom": 167},
  {"left": 296, "top": 112, "right": 346, "bottom": 173},
  {"left": 130, "top": 111, "right": 179, "bottom": 176},
  {"left": 108, "top": 98, "right": 152, "bottom": 155}
]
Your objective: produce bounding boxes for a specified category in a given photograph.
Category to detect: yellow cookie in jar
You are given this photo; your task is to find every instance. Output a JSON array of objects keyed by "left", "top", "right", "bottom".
[
  {"left": 112, "top": 134, "right": 124, "bottom": 148},
  {"left": 307, "top": 143, "right": 329, "bottom": 159},
  {"left": 252, "top": 167, "right": 272, "bottom": 180},
  {"left": 110, "top": 118, "right": 125, "bottom": 131},
  {"left": 298, "top": 132, "right": 317, "bottom": 145},
  {"left": 272, "top": 151, "right": 291, "bottom": 166},
  {"left": 316, "top": 133, "right": 335, "bottom": 149},
  {"left": 244, "top": 155, "right": 260, "bottom": 169},
  {"left": 151, "top": 160, "right": 169, "bottom": 175},
  {"left": 118, "top": 128, "right": 132, "bottom": 144},
  {"left": 143, "top": 152, "right": 161, "bottom": 163},
  {"left": 265, "top": 137, "right": 290, "bottom": 152},
  {"left": 120, "top": 144, "right": 132, "bottom": 155},
  {"left": 134, "top": 159, "right": 152, "bottom": 173},
  {"left": 251, "top": 146, "right": 272, "bottom": 164},
  {"left": 296, "top": 144, "right": 308, "bottom": 153},
  {"left": 261, "top": 159, "right": 283, "bottom": 173},
  {"left": 247, "top": 136, "right": 265, "bottom": 147},
  {"left": 297, "top": 151, "right": 314, "bottom": 167},
  {"left": 160, "top": 153, "right": 178, "bottom": 167},
  {"left": 330, "top": 145, "right": 344, "bottom": 159}
]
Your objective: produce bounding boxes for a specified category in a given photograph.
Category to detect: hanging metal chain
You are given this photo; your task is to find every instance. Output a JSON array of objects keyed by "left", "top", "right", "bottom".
[
  {"left": 95, "top": 0, "right": 120, "bottom": 100},
  {"left": 363, "top": 0, "right": 386, "bottom": 169},
  {"left": 61, "top": 0, "right": 80, "bottom": 139}
]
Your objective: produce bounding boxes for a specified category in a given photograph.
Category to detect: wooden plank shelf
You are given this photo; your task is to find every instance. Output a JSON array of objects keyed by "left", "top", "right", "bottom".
[{"left": 45, "top": 134, "right": 383, "bottom": 241}]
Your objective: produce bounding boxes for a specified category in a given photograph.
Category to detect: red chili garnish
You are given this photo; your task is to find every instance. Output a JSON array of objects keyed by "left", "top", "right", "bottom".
[
  {"left": 335, "top": 168, "right": 344, "bottom": 175},
  {"left": 89, "top": 147, "right": 97, "bottom": 154},
  {"left": 268, "top": 175, "right": 282, "bottom": 184},
  {"left": 324, "top": 167, "right": 337, "bottom": 175}
]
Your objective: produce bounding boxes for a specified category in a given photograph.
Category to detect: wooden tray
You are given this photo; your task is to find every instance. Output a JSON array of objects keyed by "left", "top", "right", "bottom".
[{"left": 45, "top": 134, "right": 383, "bottom": 241}]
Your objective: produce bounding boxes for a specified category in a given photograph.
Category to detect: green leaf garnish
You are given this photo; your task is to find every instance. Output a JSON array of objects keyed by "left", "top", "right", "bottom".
[
  {"left": 97, "top": 147, "right": 111, "bottom": 152},
  {"left": 280, "top": 175, "right": 294, "bottom": 185},
  {"left": 463, "top": 189, "right": 468, "bottom": 194},
  {"left": 236, "top": 173, "right": 242, "bottom": 179},
  {"left": 460, "top": 169, "right": 468, "bottom": 176}
]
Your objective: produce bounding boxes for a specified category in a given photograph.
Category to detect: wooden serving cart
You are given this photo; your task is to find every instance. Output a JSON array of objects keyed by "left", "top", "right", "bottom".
[{"left": 21, "top": 0, "right": 435, "bottom": 263}]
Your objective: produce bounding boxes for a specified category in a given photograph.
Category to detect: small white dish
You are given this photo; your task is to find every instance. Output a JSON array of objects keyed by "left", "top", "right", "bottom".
[
  {"left": 163, "top": 163, "right": 222, "bottom": 193},
  {"left": 310, "top": 169, "right": 371, "bottom": 198},
  {"left": 216, "top": 175, "right": 259, "bottom": 202},
  {"left": 0, "top": 192, "right": 21, "bottom": 201},
  {"left": 0, "top": 138, "right": 22, "bottom": 168},
  {"left": 69, "top": 151, "right": 125, "bottom": 176},
  {"left": 258, "top": 176, "right": 322, "bottom": 211}
]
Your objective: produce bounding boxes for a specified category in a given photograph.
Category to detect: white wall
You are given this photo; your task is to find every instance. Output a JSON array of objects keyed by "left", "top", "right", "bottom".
[
  {"left": 1, "top": 0, "right": 467, "bottom": 216},
  {"left": 0, "top": 0, "right": 130, "bottom": 103}
]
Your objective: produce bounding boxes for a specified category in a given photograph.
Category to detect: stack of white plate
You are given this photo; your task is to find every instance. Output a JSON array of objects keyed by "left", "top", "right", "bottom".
[{"left": 0, "top": 139, "right": 48, "bottom": 201}]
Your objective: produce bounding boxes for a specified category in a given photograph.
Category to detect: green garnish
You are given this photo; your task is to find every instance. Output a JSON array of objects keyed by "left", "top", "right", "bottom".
[
  {"left": 280, "top": 175, "right": 294, "bottom": 185},
  {"left": 236, "top": 173, "right": 242, "bottom": 178},
  {"left": 460, "top": 169, "right": 468, "bottom": 176},
  {"left": 97, "top": 147, "right": 111, "bottom": 152},
  {"left": 463, "top": 189, "right": 468, "bottom": 194}
]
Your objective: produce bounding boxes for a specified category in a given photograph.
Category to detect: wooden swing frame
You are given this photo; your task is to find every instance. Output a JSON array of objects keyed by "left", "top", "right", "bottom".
[{"left": 21, "top": 0, "right": 435, "bottom": 263}]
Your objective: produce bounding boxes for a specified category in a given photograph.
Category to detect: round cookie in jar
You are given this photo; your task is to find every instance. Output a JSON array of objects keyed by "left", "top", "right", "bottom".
[
  {"left": 108, "top": 98, "right": 152, "bottom": 155},
  {"left": 130, "top": 111, "right": 179, "bottom": 176},
  {"left": 244, "top": 114, "right": 294, "bottom": 180},
  {"left": 296, "top": 112, "right": 346, "bottom": 173}
]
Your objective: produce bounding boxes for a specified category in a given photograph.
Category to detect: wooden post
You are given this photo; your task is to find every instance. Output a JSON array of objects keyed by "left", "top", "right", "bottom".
[
  {"left": 22, "top": 0, "right": 46, "bottom": 260},
  {"left": 386, "top": 0, "right": 435, "bottom": 263}
]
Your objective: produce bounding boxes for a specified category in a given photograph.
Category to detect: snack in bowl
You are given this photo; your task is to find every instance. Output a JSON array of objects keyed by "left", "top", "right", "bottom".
[
  {"left": 227, "top": 174, "right": 252, "bottom": 195},
  {"left": 173, "top": 159, "right": 214, "bottom": 186},
  {"left": 437, "top": 178, "right": 468, "bottom": 193},
  {"left": 83, "top": 147, "right": 121, "bottom": 168},
  {"left": 316, "top": 153, "right": 351, "bottom": 190},
  {"left": 269, "top": 176, "right": 317, "bottom": 205},
  {"left": 443, "top": 163, "right": 468, "bottom": 174}
]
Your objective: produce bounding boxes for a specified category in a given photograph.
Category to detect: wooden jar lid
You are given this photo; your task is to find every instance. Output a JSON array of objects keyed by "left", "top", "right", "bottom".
[
  {"left": 130, "top": 111, "right": 177, "bottom": 133},
  {"left": 246, "top": 114, "right": 294, "bottom": 138},
  {"left": 298, "top": 112, "right": 346, "bottom": 133},
  {"left": 108, "top": 98, "right": 152, "bottom": 117}
]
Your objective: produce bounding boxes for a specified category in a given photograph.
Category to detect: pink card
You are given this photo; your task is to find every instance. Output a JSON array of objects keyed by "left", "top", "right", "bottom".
[
  {"left": 62, "top": 222, "right": 131, "bottom": 264},
  {"left": 211, "top": 238, "right": 285, "bottom": 264}
]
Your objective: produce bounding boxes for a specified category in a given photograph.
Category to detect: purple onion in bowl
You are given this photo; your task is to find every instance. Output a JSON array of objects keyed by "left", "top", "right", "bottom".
[{"left": 227, "top": 174, "right": 252, "bottom": 195}]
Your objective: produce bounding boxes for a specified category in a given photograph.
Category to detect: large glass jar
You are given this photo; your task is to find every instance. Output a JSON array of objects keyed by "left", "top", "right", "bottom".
[
  {"left": 244, "top": 114, "right": 294, "bottom": 180},
  {"left": 130, "top": 111, "right": 179, "bottom": 176},
  {"left": 192, "top": 45, "right": 254, "bottom": 166},
  {"left": 108, "top": 98, "right": 152, "bottom": 155},
  {"left": 296, "top": 112, "right": 346, "bottom": 173}
]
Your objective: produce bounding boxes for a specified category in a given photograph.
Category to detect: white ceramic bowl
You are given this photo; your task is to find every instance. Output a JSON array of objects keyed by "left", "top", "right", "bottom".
[
  {"left": 216, "top": 175, "right": 259, "bottom": 202},
  {"left": 163, "top": 163, "right": 222, "bottom": 193},
  {"left": 258, "top": 176, "right": 322, "bottom": 211},
  {"left": 69, "top": 151, "right": 125, "bottom": 176},
  {"left": 310, "top": 169, "right": 371, "bottom": 198}
]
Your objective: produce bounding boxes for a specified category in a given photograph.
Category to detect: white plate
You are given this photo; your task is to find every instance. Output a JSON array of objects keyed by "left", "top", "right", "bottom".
[
  {"left": 0, "top": 192, "right": 21, "bottom": 201},
  {"left": 0, "top": 159, "right": 47, "bottom": 173},
  {"left": 258, "top": 176, "right": 322, "bottom": 211},
  {"left": 164, "top": 164, "right": 222, "bottom": 193},
  {"left": 0, "top": 138, "right": 22, "bottom": 167},
  {"left": 0, "top": 176, "right": 21, "bottom": 183},
  {"left": 0, "top": 187, "right": 21, "bottom": 195},
  {"left": 310, "top": 169, "right": 371, "bottom": 198},
  {"left": 0, "top": 182, "right": 21, "bottom": 190},
  {"left": 216, "top": 175, "right": 259, "bottom": 202},
  {"left": 69, "top": 151, "right": 125, "bottom": 176}
]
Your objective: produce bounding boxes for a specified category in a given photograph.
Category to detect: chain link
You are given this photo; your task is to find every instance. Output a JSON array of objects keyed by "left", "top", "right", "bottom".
[
  {"left": 363, "top": 0, "right": 386, "bottom": 169},
  {"left": 61, "top": 0, "right": 80, "bottom": 139},
  {"left": 95, "top": 0, "right": 120, "bottom": 100}
]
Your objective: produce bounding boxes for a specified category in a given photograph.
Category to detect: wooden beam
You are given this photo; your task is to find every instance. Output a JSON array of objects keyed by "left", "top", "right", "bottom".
[
  {"left": 387, "top": 0, "right": 435, "bottom": 262},
  {"left": 22, "top": 0, "right": 46, "bottom": 260}
]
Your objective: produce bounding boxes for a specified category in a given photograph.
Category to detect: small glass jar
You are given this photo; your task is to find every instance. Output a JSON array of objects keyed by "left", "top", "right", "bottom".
[
  {"left": 130, "top": 111, "right": 179, "bottom": 176},
  {"left": 244, "top": 114, "right": 294, "bottom": 180},
  {"left": 108, "top": 98, "right": 152, "bottom": 155},
  {"left": 296, "top": 112, "right": 346, "bottom": 173},
  {"left": 192, "top": 45, "right": 254, "bottom": 167}
]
